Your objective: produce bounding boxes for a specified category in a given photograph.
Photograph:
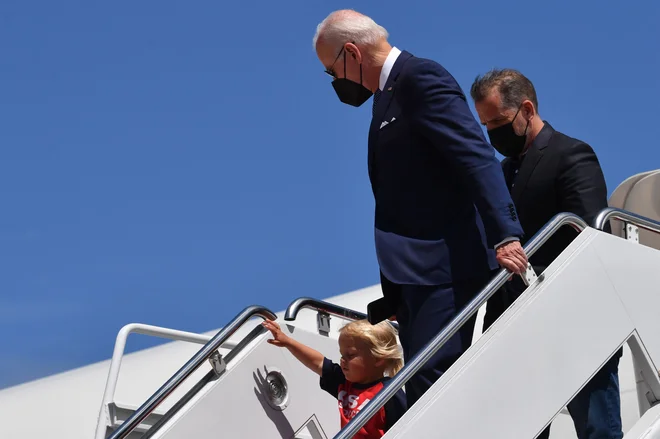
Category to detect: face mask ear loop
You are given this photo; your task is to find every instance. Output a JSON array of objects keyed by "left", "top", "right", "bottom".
[
  {"left": 512, "top": 104, "right": 525, "bottom": 136},
  {"left": 512, "top": 105, "right": 522, "bottom": 122},
  {"left": 523, "top": 118, "right": 530, "bottom": 136},
  {"left": 343, "top": 51, "right": 347, "bottom": 78},
  {"left": 344, "top": 46, "right": 364, "bottom": 85}
]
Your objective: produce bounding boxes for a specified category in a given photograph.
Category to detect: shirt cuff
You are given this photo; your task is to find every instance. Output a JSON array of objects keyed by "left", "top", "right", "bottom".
[{"left": 495, "top": 237, "right": 519, "bottom": 249}]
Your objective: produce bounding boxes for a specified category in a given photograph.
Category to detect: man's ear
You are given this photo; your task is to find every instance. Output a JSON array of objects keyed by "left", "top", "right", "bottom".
[
  {"left": 522, "top": 99, "right": 536, "bottom": 120},
  {"left": 345, "top": 42, "right": 362, "bottom": 63}
]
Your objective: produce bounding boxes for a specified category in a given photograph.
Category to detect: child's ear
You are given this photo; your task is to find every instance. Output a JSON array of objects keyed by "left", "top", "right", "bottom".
[{"left": 374, "top": 358, "right": 386, "bottom": 368}]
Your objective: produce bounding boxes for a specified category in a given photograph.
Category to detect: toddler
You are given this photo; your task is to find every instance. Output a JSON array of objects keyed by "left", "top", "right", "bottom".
[{"left": 262, "top": 318, "right": 406, "bottom": 439}]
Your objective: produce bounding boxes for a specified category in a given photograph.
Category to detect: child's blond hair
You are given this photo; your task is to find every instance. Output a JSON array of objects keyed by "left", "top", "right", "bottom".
[{"left": 338, "top": 319, "right": 404, "bottom": 377}]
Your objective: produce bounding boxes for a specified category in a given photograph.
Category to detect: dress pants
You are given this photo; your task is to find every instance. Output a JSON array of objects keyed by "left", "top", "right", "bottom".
[{"left": 381, "top": 271, "right": 493, "bottom": 407}]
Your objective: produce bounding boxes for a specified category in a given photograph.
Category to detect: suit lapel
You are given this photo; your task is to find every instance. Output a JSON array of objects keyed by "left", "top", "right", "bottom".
[
  {"left": 371, "top": 51, "right": 413, "bottom": 134},
  {"left": 510, "top": 122, "right": 555, "bottom": 202},
  {"left": 372, "top": 87, "right": 394, "bottom": 131},
  {"left": 368, "top": 51, "right": 413, "bottom": 192}
]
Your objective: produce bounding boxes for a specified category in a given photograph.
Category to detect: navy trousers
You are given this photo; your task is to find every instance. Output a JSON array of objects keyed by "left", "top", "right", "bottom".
[
  {"left": 382, "top": 271, "right": 493, "bottom": 407},
  {"left": 535, "top": 354, "right": 623, "bottom": 439}
]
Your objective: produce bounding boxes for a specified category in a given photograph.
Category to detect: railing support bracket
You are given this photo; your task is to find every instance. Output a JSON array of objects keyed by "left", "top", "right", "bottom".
[{"left": 209, "top": 351, "right": 226, "bottom": 377}]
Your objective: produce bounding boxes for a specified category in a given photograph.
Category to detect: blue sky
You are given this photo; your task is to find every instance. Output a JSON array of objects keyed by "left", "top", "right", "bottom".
[{"left": 1, "top": 1, "right": 658, "bottom": 389}]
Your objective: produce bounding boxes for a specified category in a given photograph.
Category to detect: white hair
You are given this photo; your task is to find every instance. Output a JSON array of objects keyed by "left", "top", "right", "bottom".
[{"left": 312, "top": 10, "right": 389, "bottom": 52}]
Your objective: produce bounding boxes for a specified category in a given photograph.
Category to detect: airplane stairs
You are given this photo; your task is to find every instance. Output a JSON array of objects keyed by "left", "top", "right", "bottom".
[{"left": 95, "top": 207, "right": 660, "bottom": 439}]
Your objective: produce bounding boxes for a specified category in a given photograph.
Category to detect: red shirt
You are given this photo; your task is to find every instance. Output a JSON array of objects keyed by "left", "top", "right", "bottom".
[{"left": 320, "top": 358, "right": 407, "bottom": 439}]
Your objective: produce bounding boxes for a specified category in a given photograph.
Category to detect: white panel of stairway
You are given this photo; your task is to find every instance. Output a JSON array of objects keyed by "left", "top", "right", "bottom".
[
  {"left": 383, "top": 227, "right": 660, "bottom": 438},
  {"left": 624, "top": 404, "right": 660, "bottom": 438},
  {"left": 147, "top": 325, "right": 344, "bottom": 439},
  {"left": 130, "top": 225, "right": 660, "bottom": 439}
]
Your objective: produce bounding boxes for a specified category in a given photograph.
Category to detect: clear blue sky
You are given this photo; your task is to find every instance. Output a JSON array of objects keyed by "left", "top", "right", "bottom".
[{"left": 1, "top": 1, "right": 658, "bottom": 389}]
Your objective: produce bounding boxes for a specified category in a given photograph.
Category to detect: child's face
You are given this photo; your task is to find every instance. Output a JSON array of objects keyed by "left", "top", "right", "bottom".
[{"left": 338, "top": 334, "right": 383, "bottom": 384}]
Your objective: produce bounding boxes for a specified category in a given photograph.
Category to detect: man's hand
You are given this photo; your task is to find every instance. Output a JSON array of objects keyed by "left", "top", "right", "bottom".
[{"left": 496, "top": 240, "right": 528, "bottom": 274}]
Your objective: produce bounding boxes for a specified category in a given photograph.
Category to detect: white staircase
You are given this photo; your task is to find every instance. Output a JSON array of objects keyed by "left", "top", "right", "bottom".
[
  {"left": 384, "top": 224, "right": 660, "bottom": 438},
  {"left": 95, "top": 172, "right": 660, "bottom": 439}
]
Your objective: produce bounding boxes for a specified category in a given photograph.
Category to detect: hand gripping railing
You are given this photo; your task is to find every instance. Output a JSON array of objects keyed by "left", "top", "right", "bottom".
[
  {"left": 284, "top": 297, "right": 399, "bottom": 331},
  {"left": 594, "top": 207, "right": 660, "bottom": 236},
  {"left": 106, "top": 305, "right": 276, "bottom": 439},
  {"left": 333, "top": 212, "right": 588, "bottom": 439}
]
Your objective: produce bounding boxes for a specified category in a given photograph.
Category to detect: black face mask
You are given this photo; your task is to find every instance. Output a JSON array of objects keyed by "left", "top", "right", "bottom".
[
  {"left": 487, "top": 106, "right": 530, "bottom": 158},
  {"left": 331, "top": 51, "right": 373, "bottom": 107}
]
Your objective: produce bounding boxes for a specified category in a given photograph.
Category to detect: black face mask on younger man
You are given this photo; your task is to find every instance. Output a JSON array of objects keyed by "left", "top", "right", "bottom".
[
  {"left": 331, "top": 51, "right": 373, "bottom": 107},
  {"left": 487, "top": 105, "right": 530, "bottom": 157}
]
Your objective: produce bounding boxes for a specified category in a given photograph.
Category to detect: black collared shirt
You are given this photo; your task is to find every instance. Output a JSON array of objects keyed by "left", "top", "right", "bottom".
[{"left": 506, "top": 122, "right": 553, "bottom": 191}]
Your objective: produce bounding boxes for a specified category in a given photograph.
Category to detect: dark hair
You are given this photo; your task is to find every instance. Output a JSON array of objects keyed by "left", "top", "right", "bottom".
[{"left": 470, "top": 68, "right": 538, "bottom": 112}]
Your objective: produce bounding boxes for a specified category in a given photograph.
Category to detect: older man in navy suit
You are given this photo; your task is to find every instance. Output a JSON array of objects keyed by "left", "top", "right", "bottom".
[{"left": 313, "top": 10, "right": 528, "bottom": 407}]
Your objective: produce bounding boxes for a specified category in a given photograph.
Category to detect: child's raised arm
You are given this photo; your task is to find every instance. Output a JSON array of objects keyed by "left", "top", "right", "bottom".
[{"left": 262, "top": 320, "right": 324, "bottom": 376}]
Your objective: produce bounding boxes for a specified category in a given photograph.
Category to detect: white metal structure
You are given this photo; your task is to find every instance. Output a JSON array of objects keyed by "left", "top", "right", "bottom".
[
  {"left": 383, "top": 218, "right": 660, "bottom": 438},
  {"left": 1, "top": 170, "right": 659, "bottom": 439}
]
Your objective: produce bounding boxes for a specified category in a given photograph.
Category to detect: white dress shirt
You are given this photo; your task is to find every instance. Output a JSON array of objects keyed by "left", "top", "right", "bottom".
[{"left": 379, "top": 46, "right": 402, "bottom": 91}]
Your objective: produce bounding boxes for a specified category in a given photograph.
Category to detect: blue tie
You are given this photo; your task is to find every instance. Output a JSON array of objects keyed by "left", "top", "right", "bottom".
[{"left": 372, "top": 89, "right": 381, "bottom": 116}]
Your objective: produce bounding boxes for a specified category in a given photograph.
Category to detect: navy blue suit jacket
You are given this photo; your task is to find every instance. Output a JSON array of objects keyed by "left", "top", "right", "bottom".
[{"left": 370, "top": 51, "right": 523, "bottom": 286}]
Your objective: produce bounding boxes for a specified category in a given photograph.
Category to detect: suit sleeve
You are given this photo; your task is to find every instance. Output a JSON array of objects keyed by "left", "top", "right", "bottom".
[
  {"left": 399, "top": 60, "right": 524, "bottom": 246},
  {"left": 556, "top": 142, "right": 608, "bottom": 227}
]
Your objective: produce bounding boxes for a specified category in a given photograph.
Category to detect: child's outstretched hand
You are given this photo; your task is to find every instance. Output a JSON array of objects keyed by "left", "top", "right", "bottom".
[
  {"left": 262, "top": 319, "right": 291, "bottom": 347},
  {"left": 261, "top": 319, "right": 323, "bottom": 375}
]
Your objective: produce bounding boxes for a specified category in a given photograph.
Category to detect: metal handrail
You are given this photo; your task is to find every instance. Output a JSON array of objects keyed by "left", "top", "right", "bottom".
[
  {"left": 284, "top": 297, "right": 400, "bottom": 331},
  {"left": 285, "top": 297, "right": 367, "bottom": 322},
  {"left": 106, "top": 305, "right": 277, "bottom": 439},
  {"left": 333, "top": 212, "right": 588, "bottom": 439},
  {"left": 95, "top": 324, "right": 236, "bottom": 439},
  {"left": 594, "top": 207, "right": 660, "bottom": 235},
  {"left": 141, "top": 324, "right": 267, "bottom": 439},
  {"left": 594, "top": 207, "right": 660, "bottom": 417}
]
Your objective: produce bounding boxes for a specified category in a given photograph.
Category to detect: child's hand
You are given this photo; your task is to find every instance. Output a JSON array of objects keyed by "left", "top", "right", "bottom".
[{"left": 262, "top": 320, "right": 291, "bottom": 347}]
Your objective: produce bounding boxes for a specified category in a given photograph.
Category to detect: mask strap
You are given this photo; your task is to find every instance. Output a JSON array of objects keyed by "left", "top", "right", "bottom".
[
  {"left": 516, "top": 103, "right": 531, "bottom": 136},
  {"left": 512, "top": 104, "right": 531, "bottom": 136},
  {"left": 523, "top": 118, "right": 530, "bottom": 136},
  {"left": 512, "top": 105, "right": 522, "bottom": 121},
  {"left": 343, "top": 51, "right": 347, "bottom": 78},
  {"left": 343, "top": 48, "right": 364, "bottom": 84}
]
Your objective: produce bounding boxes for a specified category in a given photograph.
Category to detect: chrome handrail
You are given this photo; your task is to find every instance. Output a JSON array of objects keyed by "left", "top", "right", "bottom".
[
  {"left": 106, "top": 305, "right": 277, "bottom": 439},
  {"left": 333, "top": 212, "right": 588, "bottom": 439},
  {"left": 285, "top": 297, "right": 367, "bottom": 321},
  {"left": 594, "top": 207, "right": 660, "bottom": 235},
  {"left": 593, "top": 207, "right": 660, "bottom": 418},
  {"left": 284, "top": 297, "right": 399, "bottom": 331}
]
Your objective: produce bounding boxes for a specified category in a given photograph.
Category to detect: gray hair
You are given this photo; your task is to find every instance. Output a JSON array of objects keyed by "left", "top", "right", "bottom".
[
  {"left": 470, "top": 68, "right": 539, "bottom": 112},
  {"left": 312, "top": 9, "right": 389, "bottom": 52}
]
